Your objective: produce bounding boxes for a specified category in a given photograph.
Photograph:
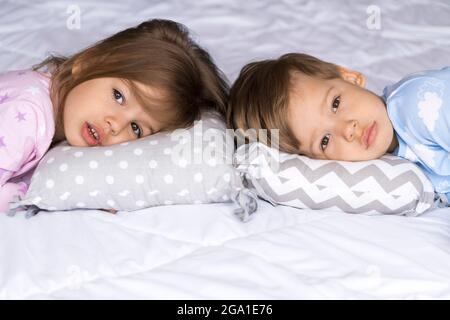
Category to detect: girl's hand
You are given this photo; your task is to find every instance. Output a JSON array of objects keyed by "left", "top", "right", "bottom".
[{"left": 100, "top": 208, "right": 118, "bottom": 214}]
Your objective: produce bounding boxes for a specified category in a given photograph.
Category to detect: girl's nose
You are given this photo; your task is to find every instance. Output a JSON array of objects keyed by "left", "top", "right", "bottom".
[{"left": 105, "top": 117, "right": 127, "bottom": 137}]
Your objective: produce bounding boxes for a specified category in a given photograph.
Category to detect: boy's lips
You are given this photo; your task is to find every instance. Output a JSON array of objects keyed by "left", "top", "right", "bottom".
[
  {"left": 82, "top": 122, "right": 104, "bottom": 146},
  {"left": 362, "top": 121, "right": 377, "bottom": 149}
]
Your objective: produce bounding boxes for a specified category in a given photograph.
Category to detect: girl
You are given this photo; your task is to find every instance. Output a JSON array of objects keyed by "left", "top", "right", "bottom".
[{"left": 0, "top": 19, "right": 229, "bottom": 213}]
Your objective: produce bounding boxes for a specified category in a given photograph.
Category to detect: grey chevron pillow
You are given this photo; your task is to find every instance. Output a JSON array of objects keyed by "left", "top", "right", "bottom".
[{"left": 235, "top": 142, "right": 436, "bottom": 216}]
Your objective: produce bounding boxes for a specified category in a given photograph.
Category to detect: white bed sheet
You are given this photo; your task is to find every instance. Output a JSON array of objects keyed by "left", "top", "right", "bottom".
[
  {"left": 0, "top": 201, "right": 449, "bottom": 299},
  {"left": 1, "top": 0, "right": 450, "bottom": 299}
]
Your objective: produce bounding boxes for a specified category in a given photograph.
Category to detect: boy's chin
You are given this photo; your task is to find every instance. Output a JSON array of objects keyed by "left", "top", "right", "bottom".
[
  {"left": 350, "top": 150, "right": 385, "bottom": 162},
  {"left": 337, "top": 148, "right": 386, "bottom": 162}
]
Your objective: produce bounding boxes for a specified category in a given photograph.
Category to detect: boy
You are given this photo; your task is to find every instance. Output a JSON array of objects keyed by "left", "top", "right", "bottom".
[{"left": 228, "top": 53, "right": 450, "bottom": 203}]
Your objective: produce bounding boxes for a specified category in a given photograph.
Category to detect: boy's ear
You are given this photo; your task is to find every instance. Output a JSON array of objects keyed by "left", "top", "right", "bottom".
[{"left": 337, "top": 66, "right": 366, "bottom": 87}]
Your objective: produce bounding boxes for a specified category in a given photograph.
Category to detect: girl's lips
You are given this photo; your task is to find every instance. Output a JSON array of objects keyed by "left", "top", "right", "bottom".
[
  {"left": 82, "top": 122, "right": 103, "bottom": 146},
  {"left": 362, "top": 121, "right": 377, "bottom": 149},
  {"left": 82, "top": 122, "right": 98, "bottom": 146},
  {"left": 88, "top": 122, "right": 104, "bottom": 145}
]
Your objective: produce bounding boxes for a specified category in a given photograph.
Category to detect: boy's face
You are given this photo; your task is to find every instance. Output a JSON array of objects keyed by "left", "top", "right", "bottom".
[
  {"left": 287, "top": 69, "right": 397, "bottom": 161},
  {"left": 61, "top": 77, "right": 168, "bottom": 147}
]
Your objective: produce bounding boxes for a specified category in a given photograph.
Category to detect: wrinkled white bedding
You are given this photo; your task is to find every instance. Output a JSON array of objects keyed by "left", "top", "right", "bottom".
[
  {"left": 1, "top": 0, "right": 450, "bottom": 299},
  {"left": 1, "top": 201, "right": 449, "bottom": 299}
]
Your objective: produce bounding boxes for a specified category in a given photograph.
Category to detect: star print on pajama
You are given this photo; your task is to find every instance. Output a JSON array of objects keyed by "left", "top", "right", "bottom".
[
  {"left": 383, "top": 67, "right": 450, "bottom": 204},
  {"left": 0, "top": 70, "right": 55, "bottom": 213},
  {"left": 15, "top": 111, "right": 27, "bottom": 122}
]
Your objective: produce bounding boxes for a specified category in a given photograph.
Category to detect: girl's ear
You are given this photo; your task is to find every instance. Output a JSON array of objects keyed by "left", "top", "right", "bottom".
[{"left": 337, "top": 66, "right": 366, "bottom": 87}]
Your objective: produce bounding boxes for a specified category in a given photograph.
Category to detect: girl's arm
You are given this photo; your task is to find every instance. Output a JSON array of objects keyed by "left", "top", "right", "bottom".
[
  {"left": 0, "top": 180, "right": 27, "bottom": 213},
  {"left": 0, "top": 98, "right": 43, "bottom": 213},
  {"left": 0, "top": 168, "right": 27, "bottom": 213},
  {"left": 100, "top": 208, "right": 118, "bottom": 214}
]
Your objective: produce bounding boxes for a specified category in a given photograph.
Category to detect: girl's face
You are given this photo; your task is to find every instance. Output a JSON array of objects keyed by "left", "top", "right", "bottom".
[
  {"left": 287, "top": 69, "right": 398, "bottom": 161},
  {"left": 62, "top": 77, "right": 167, "bottom": 147}
]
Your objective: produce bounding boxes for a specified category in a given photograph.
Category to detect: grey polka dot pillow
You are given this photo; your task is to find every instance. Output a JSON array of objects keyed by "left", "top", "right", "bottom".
[{"left": 9, "top": 112, "right": 258, "bottom": 221}]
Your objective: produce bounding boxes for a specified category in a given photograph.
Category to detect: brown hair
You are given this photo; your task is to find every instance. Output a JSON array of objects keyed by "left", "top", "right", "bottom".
[
  {"left": 227, "top": 53, "right": 340, "bottom": 153},
  {"left": 34, "top": 19, "right": 229, "bottom": 143}
]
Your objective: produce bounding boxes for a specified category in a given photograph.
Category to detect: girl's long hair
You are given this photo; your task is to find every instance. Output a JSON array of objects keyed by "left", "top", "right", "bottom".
[{"left": 34, "top": 19, "right": 229, "bottom": 140}]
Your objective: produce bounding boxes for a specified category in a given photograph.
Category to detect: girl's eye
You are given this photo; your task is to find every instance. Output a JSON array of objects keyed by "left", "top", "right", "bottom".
[
  {"left": 131, "top": 122, "right": 142, "bottom": 138},
  {"left": 113, "top": 88, "right": 124, "bottom": 105},
  {"left": 332, "top": 95, "right": 340, "bottom": 112},
  {"left": 321, "top": 133, "right": 331, "bottom": 151}
]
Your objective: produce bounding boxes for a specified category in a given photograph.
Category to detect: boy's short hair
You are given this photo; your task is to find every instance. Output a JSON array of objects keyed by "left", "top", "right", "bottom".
[{"left": 227, "top": 53, "right": 340, "bottom": 153}]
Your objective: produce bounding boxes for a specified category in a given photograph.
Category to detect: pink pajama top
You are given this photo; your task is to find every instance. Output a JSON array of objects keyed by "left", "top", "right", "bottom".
[{"left": 0, "top": 70, "right": 55, "bottom": 213}]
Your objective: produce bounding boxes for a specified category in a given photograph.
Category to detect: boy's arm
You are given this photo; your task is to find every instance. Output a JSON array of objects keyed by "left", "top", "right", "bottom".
[
  {"left": 386, "top": 67, "right": 450, "bottom": 176},
  {"left": 414, "top": 73, "right": 450, "bottom": 175}
]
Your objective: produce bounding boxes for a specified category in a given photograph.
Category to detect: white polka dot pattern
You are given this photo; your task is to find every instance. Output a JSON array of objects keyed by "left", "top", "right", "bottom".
[{"left": 16, "top": 113, "right": 244, "bottom": 212}]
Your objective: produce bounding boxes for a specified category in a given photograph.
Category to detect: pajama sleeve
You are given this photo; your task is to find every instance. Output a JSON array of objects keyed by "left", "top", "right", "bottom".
[
  {"left": 0, "top": 99, "right": 40, "bottom": 213},
  {"left": 0, "top": 178, "right": 28, "bottom": 213},
  {"left": 386, "top": 67, "right": 450, "bottom": 176},
  {"left": 385, "top": 67, "right": 450, "bottom": 197}
]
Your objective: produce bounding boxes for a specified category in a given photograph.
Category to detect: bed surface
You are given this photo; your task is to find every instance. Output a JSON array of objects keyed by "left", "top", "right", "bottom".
[
  {"left": 1, "top": 0, "right": 450, "bottom": 299},
  {"left": 1, "top": 201, "right": 450, "bottom": 299}
]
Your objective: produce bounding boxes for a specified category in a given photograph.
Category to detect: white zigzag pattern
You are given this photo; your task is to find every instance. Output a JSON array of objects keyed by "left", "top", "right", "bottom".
[
  {"left": 236, "top": 143, "right": 434, "bottom": 211},
  {"left": 263, "top": 166, "right": 419, "bottom": 210},
  {"left": 247, "top": 142, "right": 427, "bottom": 178}
]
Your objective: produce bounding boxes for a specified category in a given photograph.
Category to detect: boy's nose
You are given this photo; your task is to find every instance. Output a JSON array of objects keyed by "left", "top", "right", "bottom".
[{"left": 343, "top": 120, "right": 358, "bottom": 142}]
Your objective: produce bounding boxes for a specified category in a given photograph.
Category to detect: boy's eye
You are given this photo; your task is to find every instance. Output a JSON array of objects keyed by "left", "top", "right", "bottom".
[
  {"left": 321, "top": 133, "right": 331, "bottom": 151},
  {"left": 319, "top": 95, "right": 340, "bottom": 153},
  {"left": 131, "top": 122, "right": 142, "bottom": 138},
  {"left": 112, "top": 88, "right": 124, "bottom": 105},
  {"left": 332, "top": 95, "right": 340, "bottom": 112}
]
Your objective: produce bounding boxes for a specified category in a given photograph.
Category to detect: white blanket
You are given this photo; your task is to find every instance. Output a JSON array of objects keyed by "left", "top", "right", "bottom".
[
  {"left": 1, "top": 0, "right": 450, "bottom": 299},
  {"left": 1, "top": 202, "right": 449, "bottom": 299}
]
